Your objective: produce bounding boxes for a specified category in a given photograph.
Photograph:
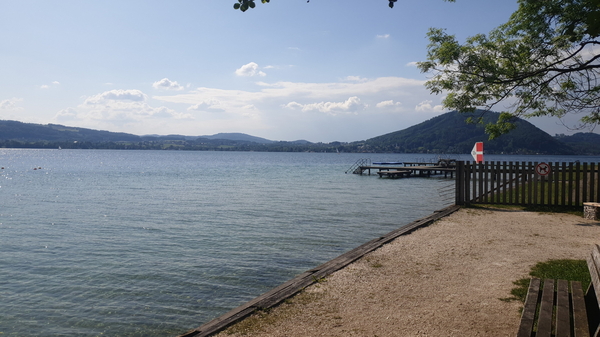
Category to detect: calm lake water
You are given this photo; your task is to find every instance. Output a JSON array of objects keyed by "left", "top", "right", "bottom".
[{"left": 1, "top": 150, "right": 598, "bottom": 336}]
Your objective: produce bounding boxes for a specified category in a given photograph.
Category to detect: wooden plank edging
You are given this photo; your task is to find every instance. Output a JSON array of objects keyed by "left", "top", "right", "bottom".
[{"left": 177, "top": 204, "right": 461, "bottom": 337}]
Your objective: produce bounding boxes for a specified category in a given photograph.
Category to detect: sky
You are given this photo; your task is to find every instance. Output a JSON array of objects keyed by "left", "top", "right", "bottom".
[{"left": 1, "top": 0, "right": 595, "bottom": 143}]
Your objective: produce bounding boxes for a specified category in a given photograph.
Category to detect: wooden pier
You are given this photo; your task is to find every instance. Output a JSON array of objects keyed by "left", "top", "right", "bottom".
[{"left": 354, "top": 161, "right": 456, "bottom": 179}]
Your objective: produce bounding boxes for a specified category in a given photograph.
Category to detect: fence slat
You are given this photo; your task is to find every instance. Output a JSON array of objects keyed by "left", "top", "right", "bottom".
[
  {"left": 471, "top": 162, "right": 477, "bottom": 200},
  {"left": 507, "top": 161, "right": 513, "bottom": 204},
  {"left": 546, "top": 162, "right": 554, "bottom": 205},
  {"left": 553, "top": 162, "right": 559, "bottom": 205},
  {"left": 501, "top": 161, "right": 507, "bottom": 204},
  {"left": 477, "top": 163, "right": 484, "bottom": 201},
  {"left": 568, "top": 162, "right": 574, "bottom": 206},
  {"left": 575, "top": 162, "right": 581, "bottom": 206},
  {"left": 520, "top": 162, "right": 526, "bottom": 205},
  {"left": 495, "top": 162, "right": 504, "bottom": 204},
  {"left": 583, "top": 163, "right": 588, "bottom": 203},
  {"left": 483, "top": 163, "right": 489, "bottom": 203},
  {"left": 590, "top": 163, "right": 596, "bottom": 202},
  {"left": 532, "top": 162, "right": 539, "bottom": 205},
  {"left": 562, "top": 162, "right": 567, "bottom": 206}
]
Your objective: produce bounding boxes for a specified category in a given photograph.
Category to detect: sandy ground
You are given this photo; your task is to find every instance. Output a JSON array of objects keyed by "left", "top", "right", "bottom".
[{"left": 214, "top": 207, "right": 600, "bottom": 337}]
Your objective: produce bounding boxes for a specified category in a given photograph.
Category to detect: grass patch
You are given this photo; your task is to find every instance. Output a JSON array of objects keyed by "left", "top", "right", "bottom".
[
  {"left": 502, "top": 259, "right": 590, "bottom": 302},
  {"left": 465, "top": 203, "right": 583, "bottom": 216},
  {"left": 464, "top": 204, "right": 524, "bottom": 211},
  {"left": 521, "top": 205, "right": 583, "bottom": 216}
]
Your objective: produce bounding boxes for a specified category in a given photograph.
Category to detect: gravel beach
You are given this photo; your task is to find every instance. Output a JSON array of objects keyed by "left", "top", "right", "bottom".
[{"left": 215, "top": 207, "right": 600, "bottom": 337}]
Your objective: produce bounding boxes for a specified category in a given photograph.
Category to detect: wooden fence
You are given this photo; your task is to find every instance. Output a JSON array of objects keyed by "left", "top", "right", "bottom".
[{"left": 455, "top": 161, "right": 600, "bottom": 206}]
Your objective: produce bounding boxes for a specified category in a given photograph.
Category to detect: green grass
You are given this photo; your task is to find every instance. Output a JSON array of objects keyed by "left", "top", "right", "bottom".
[
  {"left": 465, "top": 203, "right": 583, "bottom": 216},
  {"left": 480, "top": 168, "right": 599, "bottom": 207},
  {"left": 521, "top": 205, "right": 583, "bottom": 216},
  {"left": 503, "top": 259, "right": 590, "bottom": 303}
]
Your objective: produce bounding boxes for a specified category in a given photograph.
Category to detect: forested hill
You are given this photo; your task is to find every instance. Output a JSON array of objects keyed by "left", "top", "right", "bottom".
[
  {"left": 361, "top": 110, "right": 577, "bottom": 155},
  {"left": 0, "top": 120, "right": 142, "bottom": 142},
  {"left": 555, "top": 132, "right": 600, "bottom": 156},
  {"left": 0, "top": 115, "right": 599, "bottom": 154}
]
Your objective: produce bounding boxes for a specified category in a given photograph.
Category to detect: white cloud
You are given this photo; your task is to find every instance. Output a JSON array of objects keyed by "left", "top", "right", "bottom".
[
  {"left": 187, "top": 99, "right": 224, "bottom": 111},
  {"left": 376, "top": 100, "right": 402, "bottom": 108},
  {"left": 283, "top": 102, "right": 303, "bottom": 110},
  {"left": 344, "top": 76, "right": 368, "bottom": 82},
  {"left": 55, "top": 107, "right": 78, "bottom": 120},
  {"left": 152, "top": 78, "right": 184, "bottom": 91},
  {"left": 154, "top": 77, "right": 426, "bottom": 119},
  {"left": 54, "top": 89, "right": 193, "bottom": 130},
  {"left": 376, "top": 34, "right": 390, "bottom": 39},
  {"left": 406, "top": 61, "right": 419, "bottom": 67},
  {"left": 235, "top": 62, "right": 266, "bottom": 77},
  {"left": 40, "top": 81, "right": 60, "bottom": 89},
  {"left": 284, "top": 96, "right": 365, "bottom": 116},
  {"left": 83, "top": 89, "right": 148, "bottom": 105},
  {"left": 150, "top": 76, "right": 440, "bottom": 140},
  {"left": 415, "top": 100, "right": 445, "bottom": 112},
  {"left": 0, "top": 97, "right": 23, "bottom": 110}
]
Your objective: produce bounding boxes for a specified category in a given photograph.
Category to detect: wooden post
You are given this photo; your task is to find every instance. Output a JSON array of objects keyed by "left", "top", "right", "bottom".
[
  {"left": 455, "top": 161, "right": 464, "bottom": 205},
  {"left": 591, "top": 163, "right": 596, "bottom": 203},
  {"left": 568, "top": 162, "right": 574, "bottom": 206},
  {"left": 576, "top": 161, "right": 581, "bottom": 206},
  {"left": 553, "top": 162, "right": 559, "bottom": 206},
  {"left": 583, "top": 163, "right": 588, "bottom": 204}
]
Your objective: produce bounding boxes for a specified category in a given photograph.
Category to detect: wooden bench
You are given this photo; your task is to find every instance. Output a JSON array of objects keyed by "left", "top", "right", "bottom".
[{"left": 517, "top": 244, "right": 600, "bottom": 337}]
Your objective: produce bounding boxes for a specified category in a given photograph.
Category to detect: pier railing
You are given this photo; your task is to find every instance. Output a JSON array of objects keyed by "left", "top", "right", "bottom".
[
  {"left": 455, "top": 161, "right": 600, "bottom": 206},
  {"left": 345, "top": 158, "right": 371, "bottom": 174}
]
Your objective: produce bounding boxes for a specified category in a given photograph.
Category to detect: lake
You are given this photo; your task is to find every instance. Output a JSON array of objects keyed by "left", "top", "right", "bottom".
[{"left": 1, "top": 150, "right": 597, "bottom": 336}]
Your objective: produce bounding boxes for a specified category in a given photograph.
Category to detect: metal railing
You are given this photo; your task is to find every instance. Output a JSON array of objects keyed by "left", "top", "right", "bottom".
[{"left": 345, "top": 158, "right": 371, "bottom": 174}]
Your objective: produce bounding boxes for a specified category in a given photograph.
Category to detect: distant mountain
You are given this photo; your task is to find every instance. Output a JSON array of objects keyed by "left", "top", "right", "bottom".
[
  {"left": 1, "top": 116, "right": 598, "bottom": 155},
  {"left": 555, "top": 133, "right": 600, "bottom": 155},
  {"left": 289, "top": 139, "right": 312, "bottom": 144},
  {"left": 361, "top": 110, "right": 577, "bottom": 155},
  {"left": 0, "top": 120, "right": 141, "bottom": 142},
  {"left": 0, "top": 120, "right": 277, "bottom": 144},
  {"left": 199, "top": 133, "right": 274, "bottom": 144}
]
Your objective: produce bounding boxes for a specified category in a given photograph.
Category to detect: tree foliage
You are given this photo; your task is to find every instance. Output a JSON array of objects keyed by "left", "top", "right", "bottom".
[
  {"left": 418, "top": 0, "right": 600, "bottom": 138},
  {"left": 233, "top": 0, "right": 268, "bottom": 12}
]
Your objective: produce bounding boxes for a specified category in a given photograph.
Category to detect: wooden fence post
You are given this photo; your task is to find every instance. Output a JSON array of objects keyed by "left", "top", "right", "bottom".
[{"left": 455, "top": 161, "right": 464, "bottom": 205}]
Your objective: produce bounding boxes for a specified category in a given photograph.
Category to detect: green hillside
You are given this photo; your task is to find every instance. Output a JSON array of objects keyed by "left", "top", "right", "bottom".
[
  {"left": 361, "top": 110, "right": 576, "bottom": 155},
  {"left": 555, "top": 133, "right": 600, "bottom": 155},
  {"left": 0, "top": 120, "right": 141, "bottom": 142},
  {"left": 0, "top": 115, "right": 598, "bottom": 155}
]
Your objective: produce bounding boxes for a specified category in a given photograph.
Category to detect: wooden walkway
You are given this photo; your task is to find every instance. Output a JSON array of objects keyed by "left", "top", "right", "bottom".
[{"left": 177, "top": 205, "right": 461, "bottom": 337}]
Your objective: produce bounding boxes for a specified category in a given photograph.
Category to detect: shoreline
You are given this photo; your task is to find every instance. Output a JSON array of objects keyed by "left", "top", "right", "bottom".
[
  {"left": 178, "top": 205, "right": 462, "bottom": 337},
  {"left": 203, "top": 206, "right": 600, "bottom": 337}
]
